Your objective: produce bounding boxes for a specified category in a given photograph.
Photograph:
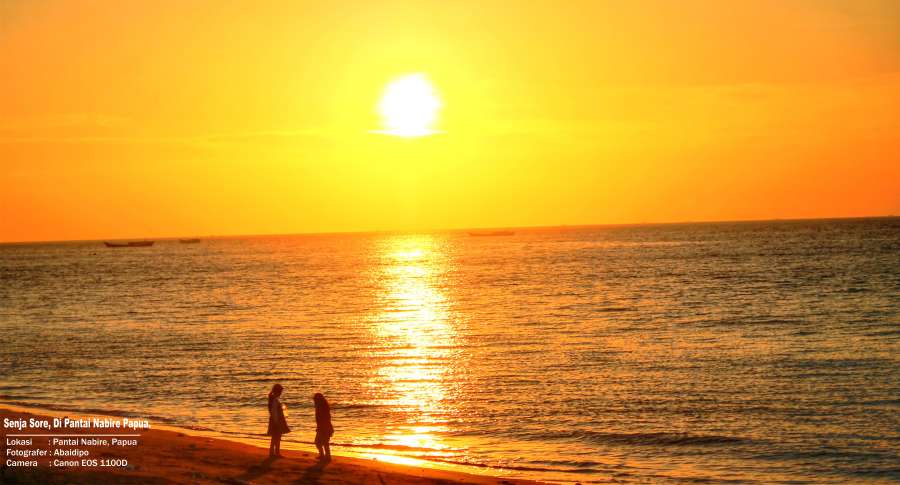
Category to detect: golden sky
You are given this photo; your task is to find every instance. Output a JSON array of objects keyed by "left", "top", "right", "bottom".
[{"left": 2, "top": 0, "right": 899, "bottom": 242}]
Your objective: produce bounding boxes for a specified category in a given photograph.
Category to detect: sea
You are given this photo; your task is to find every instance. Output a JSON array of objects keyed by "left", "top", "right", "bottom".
[{"left": 1, "top": 218, "right": 899, "bottom": 483}]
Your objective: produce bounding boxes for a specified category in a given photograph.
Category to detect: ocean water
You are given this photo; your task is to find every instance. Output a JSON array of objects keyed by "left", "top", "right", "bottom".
[{"left": 1, "top": 218, "right": 899, "bottom": 483}]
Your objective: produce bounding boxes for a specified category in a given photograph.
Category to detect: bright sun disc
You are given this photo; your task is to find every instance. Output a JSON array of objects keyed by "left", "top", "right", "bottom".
[{"left": 377, "top": 73, "right": 441, "bottom": 137}]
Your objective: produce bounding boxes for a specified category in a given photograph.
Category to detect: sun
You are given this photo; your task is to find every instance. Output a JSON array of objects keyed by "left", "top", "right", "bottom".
[{"left": 376, "top": 73, "right": 442, "bottom": 137}]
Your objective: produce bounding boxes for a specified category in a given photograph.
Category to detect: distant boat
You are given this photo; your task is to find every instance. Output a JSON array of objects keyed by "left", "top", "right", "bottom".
[
  {"left": 104, "top": 241, "right": 154, "bottom": 248},
  {"left": 179, "top": 238, "right": 202, "bottom": 244},
  {"left": 468, "top": 230, "right": 515, "bottom": 237}
]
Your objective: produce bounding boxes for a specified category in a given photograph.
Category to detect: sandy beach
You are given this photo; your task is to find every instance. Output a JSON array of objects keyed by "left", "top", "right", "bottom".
[{"left": 1, "top": 407, "right": 545, "bottom": 485}]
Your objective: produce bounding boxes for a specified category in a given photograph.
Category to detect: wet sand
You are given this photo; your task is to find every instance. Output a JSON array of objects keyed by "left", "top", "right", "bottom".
[{"left": 1, "top": 407, "right": 545, "bottom": 484}]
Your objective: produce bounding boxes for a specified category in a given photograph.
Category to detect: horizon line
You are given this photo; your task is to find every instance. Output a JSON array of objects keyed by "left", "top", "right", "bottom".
[{"left": 1, "top": 213, "right": 897, "bottom": 245}]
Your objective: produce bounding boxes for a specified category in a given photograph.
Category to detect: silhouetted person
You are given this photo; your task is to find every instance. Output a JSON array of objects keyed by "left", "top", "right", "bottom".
[
  {"left": 267, "top": 384, "right": 290, "bottom": 457},
  {"left": 313, "top": 393, "right": 333, "bottom": 460}
]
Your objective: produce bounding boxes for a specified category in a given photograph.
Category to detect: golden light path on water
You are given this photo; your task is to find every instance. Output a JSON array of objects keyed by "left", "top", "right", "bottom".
[{"left": 360, "top": 235, "right": 461, "bottom": 465}]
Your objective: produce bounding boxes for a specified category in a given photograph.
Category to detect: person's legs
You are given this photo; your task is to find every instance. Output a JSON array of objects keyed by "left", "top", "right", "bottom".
[
  {"left": 324, "top": 440, "right": 331, "bottom": 459},
  {"left": 273, "top": 433, "right": 284, "bottom": 457}
]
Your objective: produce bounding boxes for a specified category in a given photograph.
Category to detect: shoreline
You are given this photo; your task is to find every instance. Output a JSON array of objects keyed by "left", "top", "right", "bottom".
[{"left": 1, "top": 405, "right": 548, "bottom": 484}]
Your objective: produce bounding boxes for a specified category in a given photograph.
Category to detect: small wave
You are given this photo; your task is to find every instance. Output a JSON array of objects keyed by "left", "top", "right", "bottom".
[
  {"left": 413, "top": 455, "right": 603, "bottom": 474},
  {"left": 790, "top": 330, "right": 818, "bottom": 337},
  {"left": 331, "top": 441, "right": 461, "bottom": 453},
  {"left": 334, "top": 403, "right": 388, "bottom": 410},
  {"left": 0, "top": 384, "right": 33, "bottom": 391},
  {"left": 554, "top": 430, "right": 748, "bottom": 447},
  {"left": 593, "top": 306, "right": 636, "bottom": 313},
  {"left": 844, "top": 467, "right": 900, "bottom": 479},
  {"left": 556, "top": 304, "right": 635, "bottom": 313},
  {"left": 844, "top": 287, "right": 870, "bottom": 293},
  {"left": 781, "top": 357, "right": 888, "bottom": 370},
  {"left": 861, "top": 399, "right": 900, "bottom": 408},
  {"left": 752, "top": 449, "right": 890, "bottom": 461},
  {"left": 864, "top": 329, "right": 900, "bottom": 337},
  {"left": 533, "top": 458, "right": 604, "bottom": 468}
]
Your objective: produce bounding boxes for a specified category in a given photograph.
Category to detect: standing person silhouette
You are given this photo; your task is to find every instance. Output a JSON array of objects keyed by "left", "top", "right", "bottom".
[
  {"left": 313, "top": 393, "right": 333, "bottom": 460},
  {"left": 267, "top": 384, "right": 290, "bottom": 458}
]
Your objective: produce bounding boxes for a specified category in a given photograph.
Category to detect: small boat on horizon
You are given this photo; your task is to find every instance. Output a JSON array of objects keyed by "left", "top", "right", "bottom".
[
  {"left": 104, "top": 241, "right": 155, "bottom": 248},
  {"left": 468, "top": 230, "right": 515, "bottom": 237},
  {"left": 179, "top": 238, "right": 202, "bottom": 244}
]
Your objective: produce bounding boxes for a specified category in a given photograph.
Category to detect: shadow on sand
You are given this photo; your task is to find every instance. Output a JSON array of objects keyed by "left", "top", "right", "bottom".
[
  {"left": 230, "top": 456, "right": 335, "bottom": 485},
  {"left": 232, "top": 456, "right": 277, "bottom": 483},
  {"left": 294, "top": 458, "right": 331, "bottom": 485}
]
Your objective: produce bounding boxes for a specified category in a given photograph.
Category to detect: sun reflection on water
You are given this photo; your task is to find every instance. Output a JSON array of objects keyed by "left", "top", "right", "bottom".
[{"left": 364, "top": 234, "right": 460, "bottom": 458}]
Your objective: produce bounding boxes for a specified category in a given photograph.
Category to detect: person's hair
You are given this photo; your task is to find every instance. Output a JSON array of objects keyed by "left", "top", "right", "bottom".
[
  {"left": 269, "top": 384, "right": 284, "bottom": 400},
  {"left": 313, "top": 392, "right": 329, "bottom": 411}
]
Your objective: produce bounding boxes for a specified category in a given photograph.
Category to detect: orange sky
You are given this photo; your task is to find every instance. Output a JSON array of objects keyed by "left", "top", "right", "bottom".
[{"left": 2, "top": 0, "right": 899, "bottom": 242}]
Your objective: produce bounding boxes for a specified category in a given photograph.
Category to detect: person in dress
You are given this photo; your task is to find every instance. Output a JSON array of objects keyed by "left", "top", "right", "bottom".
[
  {"left": 313, "top": 392, "right": 333, "bottom": 460},
  {"left": 267, "top": 384, "right": 290, "bottom": 457}
]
